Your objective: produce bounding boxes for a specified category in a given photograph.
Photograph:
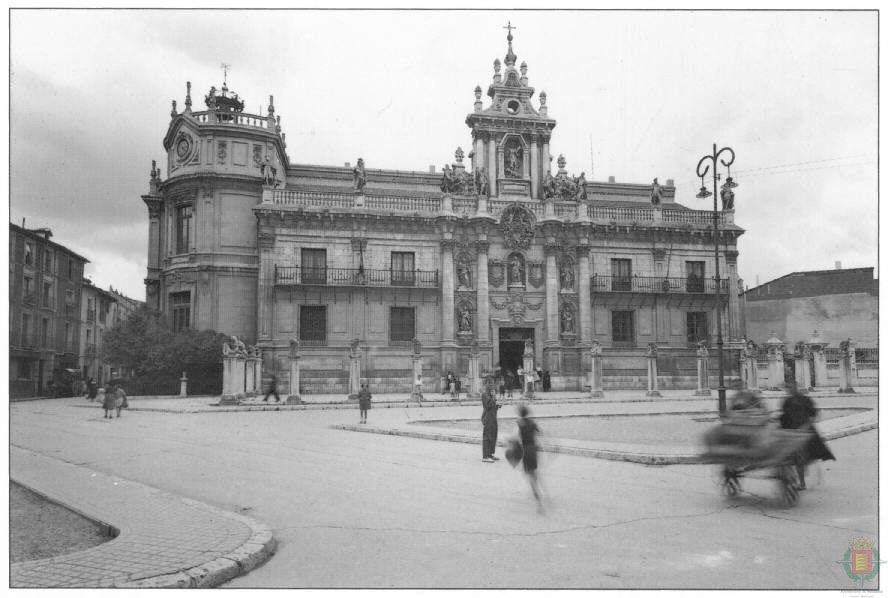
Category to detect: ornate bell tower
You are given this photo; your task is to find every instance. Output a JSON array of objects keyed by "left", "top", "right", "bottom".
[{"left": 465, "top": 23, "right": 556, "bottom": 200}]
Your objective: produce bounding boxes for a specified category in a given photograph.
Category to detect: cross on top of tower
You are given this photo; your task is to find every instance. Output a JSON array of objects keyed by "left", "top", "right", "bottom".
[
  {"left": 503, "top": 20, "right": 516, "bottom": 38},
  {"left": 221, "top": 62, "right": 230, "bottom": 90},
  {"left": 503, "top": 21, "right": 517, "bottom": 66}
]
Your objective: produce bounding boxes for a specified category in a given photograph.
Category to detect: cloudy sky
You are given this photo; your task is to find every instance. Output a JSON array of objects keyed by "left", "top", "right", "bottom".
[{"left": 10, "top": 9, "right": 877, "bottom": 300}]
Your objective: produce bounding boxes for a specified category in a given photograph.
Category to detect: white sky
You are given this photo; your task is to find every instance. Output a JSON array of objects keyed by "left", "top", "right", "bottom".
[{"left": 8, "top": 9, "right": 878, "bottom": 300}]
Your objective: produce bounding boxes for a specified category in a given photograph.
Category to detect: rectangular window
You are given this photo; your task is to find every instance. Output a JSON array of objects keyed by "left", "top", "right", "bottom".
[
  {"left": 175, "top": 205, "right": 193, "bottom": 254},
  {"left": 42, "top": 282, "right": 53, "bottom": 308},
  {"left": 21, "top": 313, "right": 32, "bottom": 346},
  {"left": 23, "top": 276, "right": 34, "bottom": 303},
  {"left": 18, "top": 358, "right": 32, "bottom": 380},
  {"left": 65, "top": 322, "right": 73, "bottom": 352},
  {"left": 390, "top": 307, "right": 415, "bottom": 342},
  {"left": 170, "top": 292, "right": 191, "bottom": 332},
  {"left": 86, "top": 328, "right": 92, "bottom": 346},
  {"left": 686, "top": 261, "right": 705, "bottom": 293},
  {"left": 299, "top": 305, "right": 327, "bottom": 344},
  {"left": 68, "top": 259, "right": 73, "bottom": 279},
  {"left": 24, "top": 242, "right": 33, "bottom": 266},
  {"left": 391, "top": 251, "right": 415, "bottom": 286},
  {"left": 41, "top": 318, "right": 49, "bottom": 346},
  {"left": 611, "top": 258, "right": 632, "bottom": 291},
  {"left": 611, "top": 310, "right": 635, "bottom": 345},
  {"left": 687, "top": 312, "right": 709, "bottom": 345},
  {"left": 44, "top": 249, "right": 53, "bottom": 273},
  {"left": 301, "top": 248, "right": 327, "bottom": 284}
]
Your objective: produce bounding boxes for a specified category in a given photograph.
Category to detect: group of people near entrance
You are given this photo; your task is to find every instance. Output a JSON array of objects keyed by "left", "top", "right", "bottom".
[{"left": 494, "top": 367, "right": 551, "bottom": 399}]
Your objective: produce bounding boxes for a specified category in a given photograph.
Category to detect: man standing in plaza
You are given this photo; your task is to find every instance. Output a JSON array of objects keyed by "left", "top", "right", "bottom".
[{"left": 481, "top": 389, "right": 501, "bottom": 462}]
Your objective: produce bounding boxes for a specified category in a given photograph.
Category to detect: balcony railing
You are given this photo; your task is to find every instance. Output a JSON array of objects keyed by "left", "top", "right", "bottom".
[
  {"left": 191, "top": 110, "right": 272, "bottom": 129},
  {"left": 275, "top": 266, "right": 439, "bottom": 288},
  {"left": 590, "top": 275, "right": 727, "bottom": 294}
]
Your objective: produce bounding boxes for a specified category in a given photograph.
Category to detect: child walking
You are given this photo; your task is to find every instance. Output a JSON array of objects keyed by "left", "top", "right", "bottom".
[{"left": 358, "top": 384, "right": 372, "bottom": 424}]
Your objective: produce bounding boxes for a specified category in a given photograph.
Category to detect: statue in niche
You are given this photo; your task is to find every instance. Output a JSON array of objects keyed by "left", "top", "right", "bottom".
[
  {"left": 505, "top": 144, "right": 523, "bottom": 178},
  {"left": 560, "top": 262, "right": 574, "bottom": 289},
  {"left": 457, "top": 263, "right": 472, "bottom": 288},
  {"left": 412, "top": 338, "right": 422, "bottom": 356},
  {"left": 474, "top": 167, "right": 489, "bottom": 196},
  {"left": 560, "top": 307, "right": 574, "bottom": 333},
  {"left": 261, "top": 156, "right": 277, "bottom": 187},
  {"left": 458, "top": 306, "right": 473, "bottom": 332},
  {"left": 650, "top": 178, "right": 663, "bottom": 206},
  {"left": 353, "top": 158, "right": 367, "bottom": 192},
  {"left": 509, "top": 254, "right": 524, "bottom": 286}
]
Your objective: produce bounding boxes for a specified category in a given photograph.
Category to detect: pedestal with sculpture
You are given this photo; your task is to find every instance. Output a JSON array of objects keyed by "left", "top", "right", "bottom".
[
  {"left": 410, "top": 339, "right": 424, "bottom": 402},
  {"left": 220, "top": 336, "right": 247, "bottom": 405},
  {"left": 837, "top": 339, "right": 855, "bottom": 394},
  {"left": 348, "top": 338, "right": 362, "bottom": 401},
  {"left": 587, "top": 340, "right": 604, "bottom": 398},
  {"left": 694, "top": 342, "right": 711, "bottom": 396},
  {"left": 765, "top": 332, "right": 785, "bottom": 391},
  {"left": 645, "top": 343, "right": 661, "bottom": 397}
]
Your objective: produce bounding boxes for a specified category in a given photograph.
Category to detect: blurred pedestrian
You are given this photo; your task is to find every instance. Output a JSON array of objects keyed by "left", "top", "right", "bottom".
[
  {"left": 481, "top": 389, "right": 501, "bottom": 462},
  {"left": 542, "top": 371, "right": 551, "bottom": 392},
  {"left": 516, "top": 403, "right": 543, "bottom": 512},
  {"left": 102, "top": 383, "right": 116, "bottom": 419},
  {"left": 358, "top": 383, "right": 371, "bottom": 423},
  {"left": 114, "top": 383, "right": 127, "bottom": 418},
  {"left": 780, "top": 384, "right": 835, "bottom": 490},
  {"left": 263, "top": 374, "right": 280, "bottom": 403},
  {"left": 87, "top": 378, "right": 97, "bottom": 401}
]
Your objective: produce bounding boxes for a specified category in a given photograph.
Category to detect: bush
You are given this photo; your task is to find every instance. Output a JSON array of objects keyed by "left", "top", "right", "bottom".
[{"left": 103, "top": 306, "right": 228, "bottom": 396}]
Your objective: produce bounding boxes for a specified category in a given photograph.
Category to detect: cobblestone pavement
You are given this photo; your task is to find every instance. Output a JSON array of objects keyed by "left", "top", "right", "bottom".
[
  {"left": 10, "top": 390, "right": 879, "bottom": 589},
  {"left": 10, "top": 446, "right": 276, "bottom": 588}
]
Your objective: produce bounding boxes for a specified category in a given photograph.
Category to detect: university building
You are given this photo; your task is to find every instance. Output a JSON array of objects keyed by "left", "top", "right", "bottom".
[{"left": 142, "top": 32, "right": 745, "bottom": 392}]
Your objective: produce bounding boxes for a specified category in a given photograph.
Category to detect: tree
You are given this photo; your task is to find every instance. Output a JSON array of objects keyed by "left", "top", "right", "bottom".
[{"left": 103, "top": 306, "right": 229, "bottom": 395}]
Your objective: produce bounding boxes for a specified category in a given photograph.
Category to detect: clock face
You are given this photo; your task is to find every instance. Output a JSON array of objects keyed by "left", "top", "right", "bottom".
[{"left": 176, "top": 136, "right": 191, "bottom": 160}]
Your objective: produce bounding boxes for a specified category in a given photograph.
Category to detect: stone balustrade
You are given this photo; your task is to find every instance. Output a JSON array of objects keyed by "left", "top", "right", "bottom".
[{"left": 191, "top": 110, "right": 272, "bottom": 129}]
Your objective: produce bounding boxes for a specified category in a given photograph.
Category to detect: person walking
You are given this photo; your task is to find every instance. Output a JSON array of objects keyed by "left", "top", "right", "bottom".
[
  {"left": 516, "top": 403, "right": 543, "bottom": 512},
  {"left": 263, "top": 374, "right": 280, "bottom": 403},
  {"left": 780, "top": 384, "right": 835, "bottom": 490},
  {"left": 481, "top": 389, "right": 501, "bottom": 462},
  {"left": 358, "top": 383, "right": 372, "bottom": 424},
  {"left": 114, "top": 383, "right": 127, "bottom": 418},
  {"left": 87, "top": 378, "right": 97, "bottom": 401},
  {"left": 102, "top": 383, "right": 116, "bottom": 419}
]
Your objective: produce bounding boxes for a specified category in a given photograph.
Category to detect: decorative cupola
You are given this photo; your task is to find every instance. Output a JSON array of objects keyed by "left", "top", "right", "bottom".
[{"left": 465, "top": 23, "right": 557, "bottom": 200}]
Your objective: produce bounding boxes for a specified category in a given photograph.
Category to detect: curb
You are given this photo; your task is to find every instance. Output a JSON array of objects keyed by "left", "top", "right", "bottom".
[
  {"left": 10, "top": 462, "right": 277, "bottom": 589},
  {"left": 331, "top": 419, "right": 878, "bottom": 466}
]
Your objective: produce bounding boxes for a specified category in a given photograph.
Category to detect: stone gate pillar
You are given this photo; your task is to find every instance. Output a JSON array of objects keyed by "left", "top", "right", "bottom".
[
  {"left": 254, "top": 349, "right": 263, "bottom": 397},
  {"left": 179, "top": 372, "right": 188, "bottom": 398},
  {"left": 244, "top": 351, "right": 257, "bottom": 396},
  {"left": 694, "top": 342, "right": 711, "bottom": 396},
  {"left": 837, "top": 339, "right": 855, "bottom": 394},
  {"left": 794, "top": 343, "right": 812, "bottom": 391},
  {"left": 221, "top": 347, "right": 236, "bottom": 404},
  {"left": 410, "top": 339, "right": 424, "bottom": 402},
  {"left": 808, "top": 331, "right": 828, "bottom": 390},
  {"left": 287, "top": 339, "right": 302, "bottom": 404},
  {"left": 348, "top": 339, "right": 362, "bottom": 401},
  {"left": 765, "top": 332, "right": 785, "bottom": 390},
  {"left": 522, "top": 339, "right": 535, "bottom": 399},
  {"left": 587, "top": 340, "right": 604, "bottom": 398},
  {"left": 645, "top": 343, "right": 661, "bottom": 397},
  {"left": 467, "top": 341, "right": 482, "bottom": 399}
]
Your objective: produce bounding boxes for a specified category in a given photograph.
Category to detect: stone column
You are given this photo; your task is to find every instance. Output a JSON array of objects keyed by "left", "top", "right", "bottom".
[
  {"left": 646, "top": 343, "right": 661, "bottom": 397},
  {"left": 348, "top": 340, "right": 362, "bottom": 400},
  {"left": 220, "top": 351, "right": 236, "bottom": 404},
  {"left": 475, "top": 240, "right": 490, "bottom": 345},
  {"left": 577, "top": 244, "right": 592, "bottom": 343},
  {"left": 488, "top": 136, "right": 498, "bottom": 197},
  {"left": 257, "top": 229, "right": 276, "bottom": 341},
  {"left": 808, "top": 331, "right": 828, "bottom": 390},
  {"left": 467, "top": 343, "right": 482, "bottom": 399},
  {"left": 440, "top": 239, "right": 456, "bottom": 344},
  {"left": 544, "top": 242, "right": 560, "bottom": 345},
  {"left": 411, "top": 354, "right": 424, "bottom": 402},
  {"left": 232, "top": 351, "right": 247, "bottom": 399},
  {"left": 179, "top": 372, "right": 188, "bottom": 397},
  {"left": 287, "top": 339, "right": 302, "bottom": 404},
  {"left": 837, "top": 340, "right": 855, "bottom": 394},
  {"left": 530, "top": 138, "right": 539, "bottom": 199},
  {"left": 541, "top": 138, "right": 550, "bottom": 185},
  {"left": 522, "top": 340, "right": 535, "bottom": 399},
  {"left": 588, "top": 340, "right": 604, "bottom": 397},
  {"left": 725, "top": 250, "right": 741, "bottom": 340},
  {"left": 742, "top": 344, "right": 759, "bottom": 391},
  {"left": 255, "top": 350, "right": 263, "bottom": 395},
  {"left": 474, "top": 135, "right": 484, "bottom": 173},
  {"left": 765, "top": 332, "right": 785, "bottom": 390},
  {"left": 694, "top": 344, "right": 711, "bottom": 396}
]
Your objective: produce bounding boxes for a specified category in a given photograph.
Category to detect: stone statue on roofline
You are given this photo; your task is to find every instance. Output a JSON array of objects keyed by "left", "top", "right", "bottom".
[
  {"left": 353, "top": 158, "right": 366, "bottom": 192},
  {"left": 650, "top": 178, "right": 663, "bottom": 206}
]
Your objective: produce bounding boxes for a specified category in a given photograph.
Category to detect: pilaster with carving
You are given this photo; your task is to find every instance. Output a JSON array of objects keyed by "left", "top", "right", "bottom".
[
  {"left": 440, "top": 238, "right": 457, "bottom": 344},
  {"left": 474, "top": 239, "right": 491, "bottom": 345},
  {"left": 576, "top": 243, "right": 592, "bottom": 344},
  {"left": 543, "top": 240, "right": 561, "bottom": 345},
  {"left": 257, "top": 227, "right": 276, "bottom": 341}
]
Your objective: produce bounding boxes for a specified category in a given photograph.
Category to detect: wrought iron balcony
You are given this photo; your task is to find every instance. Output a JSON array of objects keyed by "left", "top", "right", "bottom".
[
  {"left": 275, "top": 265, "right": 439, "bottom": 288},
  {"left": 590, "top": 275, "right": 727, "bottom": 294}
]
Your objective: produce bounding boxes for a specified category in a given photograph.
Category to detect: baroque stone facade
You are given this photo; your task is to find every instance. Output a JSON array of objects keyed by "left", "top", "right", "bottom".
[{"left": 143, "top": 31, "right": 745, "bottom": 392}]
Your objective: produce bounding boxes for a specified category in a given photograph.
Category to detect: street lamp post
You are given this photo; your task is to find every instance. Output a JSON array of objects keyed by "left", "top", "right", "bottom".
[{"left": 695, "top": 143, "right": 736, "bottom": 415}]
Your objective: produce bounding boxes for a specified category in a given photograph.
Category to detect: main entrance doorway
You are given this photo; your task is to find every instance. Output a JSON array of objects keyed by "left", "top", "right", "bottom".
[{"left": 498, "top": 327, "right": 534, "bottom": 373}]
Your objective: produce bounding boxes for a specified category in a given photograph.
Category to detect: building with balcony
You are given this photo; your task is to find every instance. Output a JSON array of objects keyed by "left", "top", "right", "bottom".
[
  {"left": 142, "top": 30, "right": 744, "bottom": 392},
  {"left": 78, "top": 281, "right": 143, "bottom": 385},
  {"left": 9, "top": 223, "right": 88, "bottom": 398}
]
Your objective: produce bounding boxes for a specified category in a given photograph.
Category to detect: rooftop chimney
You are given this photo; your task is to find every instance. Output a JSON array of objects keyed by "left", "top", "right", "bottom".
[
  {"left": 429, "top": 165, "right": 436, "bottom": 173},
  {"left": 666, "top": 178, "right": 674, "bottom": 187},
  {"left": 835, "top": 261, "right": 842, "bottom": 270},
  {"left": 608, "top": 176, "right": 615, "bottom": 183}
]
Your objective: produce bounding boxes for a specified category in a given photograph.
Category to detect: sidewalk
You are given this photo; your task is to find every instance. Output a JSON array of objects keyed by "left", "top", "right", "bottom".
[{"left": 10, "top": 446, "right": 276, "bottom": 588}]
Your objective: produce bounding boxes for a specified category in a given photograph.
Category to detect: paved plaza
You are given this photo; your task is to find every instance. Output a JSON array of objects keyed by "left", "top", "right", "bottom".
[{"left": 9, "top": 390, "right": 880, "bottom": 589}]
